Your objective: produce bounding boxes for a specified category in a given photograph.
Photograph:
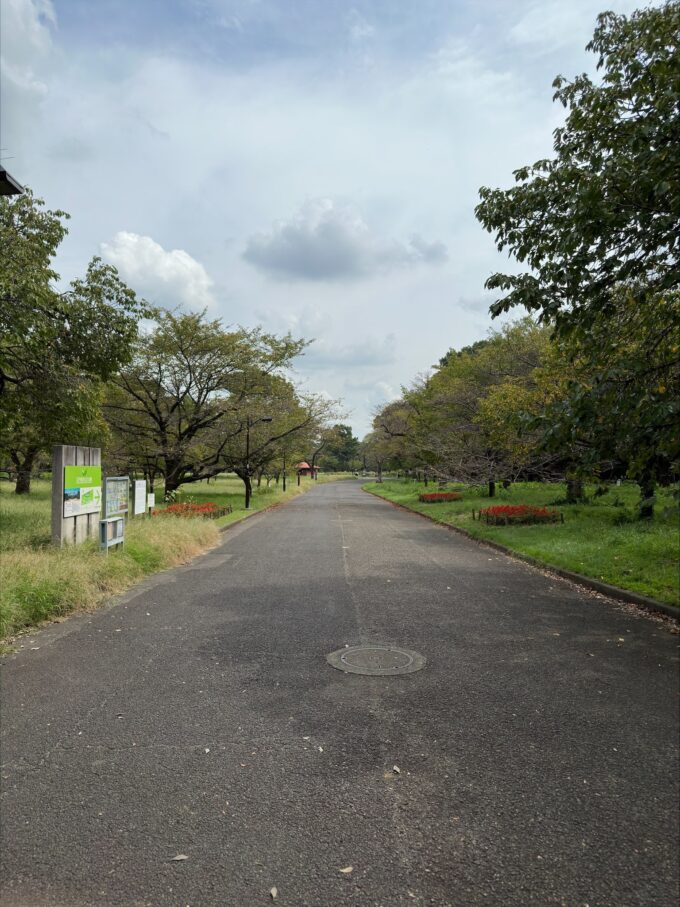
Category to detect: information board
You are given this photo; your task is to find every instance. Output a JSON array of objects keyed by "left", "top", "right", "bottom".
[
  {"left": 63, "top": 465, "right": 102, "bottom": 518},
  {"left": 133, "top": 479, "right": 147, "bottom": 516},
  {"left": 147, "top": 492, "right": 156, "bottom": 510},
  {"left": 105, "top": 476, "right": 129, "bottom": 517}
]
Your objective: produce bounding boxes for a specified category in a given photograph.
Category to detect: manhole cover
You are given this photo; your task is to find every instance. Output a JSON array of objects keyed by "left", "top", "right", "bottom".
[{"left": 326, "top": 645, "right": 426, "bottom": 676}]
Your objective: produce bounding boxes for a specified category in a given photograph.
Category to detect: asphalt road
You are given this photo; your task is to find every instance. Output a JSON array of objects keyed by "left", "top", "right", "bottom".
[{"left": 1, "top": 480, "right": 678, "bottom": 907}]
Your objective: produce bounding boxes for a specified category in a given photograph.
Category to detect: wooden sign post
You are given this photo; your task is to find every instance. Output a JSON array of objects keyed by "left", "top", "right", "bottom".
[{"left": 51, "top": 445, "right": 102, "bottom": 546}]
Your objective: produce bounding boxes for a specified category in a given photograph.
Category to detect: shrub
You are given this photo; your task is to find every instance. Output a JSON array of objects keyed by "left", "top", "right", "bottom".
[
  {"left": 419, "top": 492, "right": 462, "bottom": 503},
  {"left": 477, "top": 504, "right": 562, "bottom": 525}
]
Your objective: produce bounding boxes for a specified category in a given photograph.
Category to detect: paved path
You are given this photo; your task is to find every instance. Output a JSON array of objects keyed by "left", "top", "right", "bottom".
[{"left": 1, "top": 481, "right": 678, "bottom": 906}]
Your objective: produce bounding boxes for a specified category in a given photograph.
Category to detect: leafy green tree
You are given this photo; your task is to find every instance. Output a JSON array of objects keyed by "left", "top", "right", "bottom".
[
  {"left": 320, "top": 424, "right": 360, "bottom": 472},
  {"left": 360, "top": 430, "right": 404, "bottom": 481},
  {"left": 0, "top": 376, "right": 108, "bottom": 493},
  {"left": 0, "top": 191, "right": 145, "bottom": 492},
  {"left": 476, "top": 3, "right": 680, "bottom": 335},
  {"left": 406, "top": 320, "right": 550, "bottom": 494},
  {"left": 535, "top": 288, "right": 680, "bottom": 516},
  {"left": 0, "top": 191, "right": 147, "bottom": 397},
  {"left": 105, "top": 310, "right": 310, "bottom": 497},
  {"left": 220, "top": 377, "right": 334, "bottom": 508}
]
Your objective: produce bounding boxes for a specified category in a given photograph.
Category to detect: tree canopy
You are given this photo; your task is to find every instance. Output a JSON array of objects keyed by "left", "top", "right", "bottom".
[
  {"left": 0, "top": 191, "right": 147, "bottom": 492},
  {"left": 476, "top": 3, "right": 680, "bottom": 335}
]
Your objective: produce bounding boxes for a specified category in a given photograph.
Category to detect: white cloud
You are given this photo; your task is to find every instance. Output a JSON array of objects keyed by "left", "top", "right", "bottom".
[
  {"left": 302, "top": 334, "right": 397, "bottom": 369},
  {"left": 243, "top": 198, "right": 447, "bottom": 281},
  {"left": 101, "top": 232, "right": 215, "bottom": 310},
  {"left": 3, "top": 0, "right": 643, "bottom": 437},
  {"left": 508, "top": 0, "right": 640, "bottom": 54},
  {"left": 347, "top": 9, "right": 375, "bottom": 43}
]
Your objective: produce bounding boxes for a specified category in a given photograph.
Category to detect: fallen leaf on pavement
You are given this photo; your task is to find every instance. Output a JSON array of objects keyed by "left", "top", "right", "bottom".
[
  {"left": 171, "top": 854, "right": 189, "bottom": 862},
  {"left": 270, "top": 886, "right": 278, "bottom": 899},
  {"left": 339, "top": 866, "right": 353, "bottom": 874},
  {"left": 393, "top": 765, "right": 401, "bottom": 774}
]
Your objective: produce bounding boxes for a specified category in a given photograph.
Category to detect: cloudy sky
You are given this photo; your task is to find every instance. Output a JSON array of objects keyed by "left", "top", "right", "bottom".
[{"left": 2, "top": 0, "right": 644, "bottom": 435}]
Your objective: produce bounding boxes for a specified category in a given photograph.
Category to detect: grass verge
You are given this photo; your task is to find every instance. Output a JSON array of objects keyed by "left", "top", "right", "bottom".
[
  {"left": 365, "top": 480, "right": 679, "bottom": 607},
  {"left": 0, "top": 472, "right": 349, "bottom": 640}
]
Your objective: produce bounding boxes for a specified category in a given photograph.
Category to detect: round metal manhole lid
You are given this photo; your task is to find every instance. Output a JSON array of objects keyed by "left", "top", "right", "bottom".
[{"left": 326, "top": 645, "right": 426, "bottom": 676}]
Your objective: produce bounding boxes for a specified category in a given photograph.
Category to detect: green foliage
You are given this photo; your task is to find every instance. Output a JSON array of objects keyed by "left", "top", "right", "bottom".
[
  {"left": 375, "top": 319, "right": 553, "bottom": 486},
  {"left": 0, "top": 191, "right": 148, "bottom": 394},
  {"left": 537, "top": 288, "right": 680, "bottom": 485},
  {"left": 476, "top": 3, "right": 680, "bottom": 334},
  {"left": 0, "top": 191, "right": 146, "bottom": 491},
  {"left": 105, "top": 310, "right": 334, "bottom": 499},
  {"left": 320, "top": 424, "right": 361, "bottom": 472}
]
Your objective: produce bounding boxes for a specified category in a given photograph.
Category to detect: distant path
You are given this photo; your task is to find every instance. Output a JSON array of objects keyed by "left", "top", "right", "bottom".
[{"left": 1, "top": 480, "right": 678, "bottom": 906}]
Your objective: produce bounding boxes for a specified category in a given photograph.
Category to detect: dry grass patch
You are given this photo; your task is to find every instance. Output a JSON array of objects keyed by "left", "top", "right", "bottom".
[{"left": 0, "top": 516, "right": 219, "bottom": 640}]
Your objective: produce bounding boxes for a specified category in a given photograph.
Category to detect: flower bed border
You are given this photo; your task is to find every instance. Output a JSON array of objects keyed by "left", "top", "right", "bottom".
[
  {"left": 418, "top": 492, "right": 462, "bottom": 503},
  {"left": 152, "top": 502, "right": 233, "bottom": 519},
  {"left": 475, "top": 504, "right": 563, "bottom": 525}
]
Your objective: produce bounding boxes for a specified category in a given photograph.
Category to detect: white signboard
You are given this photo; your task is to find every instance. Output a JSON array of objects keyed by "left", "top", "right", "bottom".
[
  {"left": 147, "top": 493, "right": 156, "bottom": 509},
  {"left": 134, "top": 479, "right": 147, "bottom": 516}
]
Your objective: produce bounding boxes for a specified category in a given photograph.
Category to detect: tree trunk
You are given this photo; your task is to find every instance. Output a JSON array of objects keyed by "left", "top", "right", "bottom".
[
  {"left": 11, "top": 448, "right": 38, "bottom": 495},
  {"left": 424, "top": 473, "right": 429, "bottom": 487},
  {"left": 502, "top": 479, "right": 511, "bottom": 490},
  {"left": 566, "top": 477, "right": 584, "bottom": 504},
  {"left": 488, "top": 479, "right": 496, "bottom": 498},
  {"left": 241, "top": 472, "right": 253, "bottom": 510},
  {"left": 163, "top": 461, "right": 185, "bottom": 498},
  {"left": 638, "top": 471, "right": 655, "bottom": 520}
]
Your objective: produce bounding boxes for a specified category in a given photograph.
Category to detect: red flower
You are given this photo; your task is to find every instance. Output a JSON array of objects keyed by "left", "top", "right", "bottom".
[
  {"left": 418, "top": 492, "right": 462, "bottom": 503},
  {"left": 478, "top": 504, "right": 561, "bottom": 525},
  {"left": 152, "top": 501, "right": 231, "bottom": 518}
]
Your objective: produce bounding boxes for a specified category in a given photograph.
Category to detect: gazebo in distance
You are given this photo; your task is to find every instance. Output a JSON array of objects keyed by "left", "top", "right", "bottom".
[{"left": 295, "top": 461, "right": 316, "bottom": 478}]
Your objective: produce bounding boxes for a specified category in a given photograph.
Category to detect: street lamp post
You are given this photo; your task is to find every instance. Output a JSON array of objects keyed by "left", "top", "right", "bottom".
[{"left": 244, "top": 415, "right": 272, "bottom": 509}]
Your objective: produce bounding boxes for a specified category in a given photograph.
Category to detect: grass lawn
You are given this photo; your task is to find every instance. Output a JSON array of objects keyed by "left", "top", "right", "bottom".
[
  {"left": 365, "top": 479, "right": 679, "bottom": 608},
  {"left": 0, "top": 472, "right": 349, "bottom": 641}
]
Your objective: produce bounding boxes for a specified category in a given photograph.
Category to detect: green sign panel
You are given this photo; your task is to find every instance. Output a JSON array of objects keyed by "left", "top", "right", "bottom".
[{"left": 63, "top": 465, "right": 102, "bottom": 518}]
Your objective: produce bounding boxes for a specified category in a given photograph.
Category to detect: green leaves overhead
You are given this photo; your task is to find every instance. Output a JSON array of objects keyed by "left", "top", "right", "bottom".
[{"left": 475, "top": 3, "right": 680, "bottom": 334}]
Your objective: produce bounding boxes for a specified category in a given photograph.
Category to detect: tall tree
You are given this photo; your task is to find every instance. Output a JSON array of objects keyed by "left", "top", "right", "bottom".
[
  {"left": 476, "top": 3, "right": 680, "bottom": 335},
  {"left": 105, "top": 311, "right": 308, "bottom": 496},
  {"left": 221, "top": 381, "right": 335, "bottom": 507},
  {"left": 0, "top": 191, "right": 145, "bottom": 492},
  {"left": 1, "top": 192, "right": 147, "bottom": 397},
  {"left": 320, "top": 424, "right": 360, "bottom": 472}
]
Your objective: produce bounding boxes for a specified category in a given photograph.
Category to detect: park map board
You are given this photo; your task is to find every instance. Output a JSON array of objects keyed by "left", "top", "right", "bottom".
[
  {"left": 63, "top": 466, "right": 102, "bottom": 518},
  {"left": 105, "top": 477, "right": 129, "bottom": 517}
]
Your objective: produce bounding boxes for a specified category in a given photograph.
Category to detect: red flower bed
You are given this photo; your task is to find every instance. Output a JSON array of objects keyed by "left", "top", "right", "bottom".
[
  {"left": 477, "top": 504, "right": 561, "bottom": 525},
  {"left": 418, "top": 492, "right": 462, "bottom": 503},
  {"left": 152, "top": 502, "right": 233, "bottom": 519}
]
